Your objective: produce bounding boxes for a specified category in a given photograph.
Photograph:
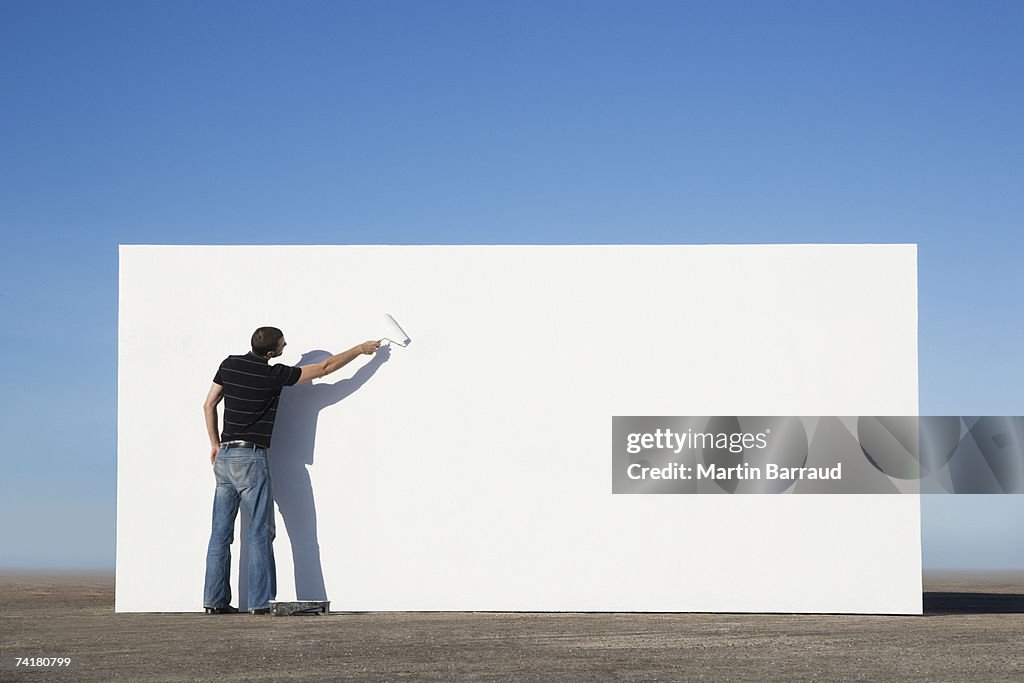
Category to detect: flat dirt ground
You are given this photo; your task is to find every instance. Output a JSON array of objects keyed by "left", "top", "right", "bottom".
[{"left": 1, "top": 572, "right": 1022, "bottom": 682}]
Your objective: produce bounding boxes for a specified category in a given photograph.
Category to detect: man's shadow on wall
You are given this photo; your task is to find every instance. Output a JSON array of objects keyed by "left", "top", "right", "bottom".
[{"left": 237, "top": 346, "right": 390, "bottom": 609}]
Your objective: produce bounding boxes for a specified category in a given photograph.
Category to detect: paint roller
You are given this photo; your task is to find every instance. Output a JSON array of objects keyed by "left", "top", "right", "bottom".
[{"left": 378, "top": 313, "right": 412, "bottom": 348}]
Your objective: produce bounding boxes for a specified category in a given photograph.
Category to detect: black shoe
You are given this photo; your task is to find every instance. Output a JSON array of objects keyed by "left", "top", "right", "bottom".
[
  {"left": 204, "top": 605, "right": 239, "bottom": 614},
  {"left": 249, "top": 607, "right": 271, "bottom": 615}
]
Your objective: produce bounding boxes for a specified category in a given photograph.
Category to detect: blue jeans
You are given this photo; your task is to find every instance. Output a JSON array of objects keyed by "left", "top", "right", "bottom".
[{"left": 203, "top": 445, "right": 277, "bottom": 610}]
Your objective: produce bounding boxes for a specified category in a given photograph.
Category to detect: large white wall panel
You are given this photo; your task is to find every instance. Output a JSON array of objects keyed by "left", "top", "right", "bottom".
[{"left": 117, "top": 245, "right": 921, "bottom": 613}]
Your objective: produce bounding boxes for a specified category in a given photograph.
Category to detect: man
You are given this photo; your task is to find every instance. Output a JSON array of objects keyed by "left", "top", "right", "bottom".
[{"left": 202, "top": 326, "right": 380, "bottom": 614}]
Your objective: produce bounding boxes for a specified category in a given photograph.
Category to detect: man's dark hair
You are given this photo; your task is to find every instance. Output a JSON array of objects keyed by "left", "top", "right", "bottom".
[{"left": 251, "top": 327, "right": 284, "bottom": 357}]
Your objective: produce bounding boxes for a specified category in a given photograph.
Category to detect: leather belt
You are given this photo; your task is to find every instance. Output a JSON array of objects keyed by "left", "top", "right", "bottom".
[{"left": 220, "top": 440, "right": 264, "bottom": 450}]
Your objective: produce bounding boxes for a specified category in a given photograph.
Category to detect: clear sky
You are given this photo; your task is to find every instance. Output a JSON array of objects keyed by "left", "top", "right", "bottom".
[{"left": 1, "top": 1, "right": 1021, "bottom": 570}]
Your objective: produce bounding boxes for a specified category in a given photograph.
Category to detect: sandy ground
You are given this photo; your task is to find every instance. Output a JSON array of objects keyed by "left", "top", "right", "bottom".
[{"left": 1, "top": 572, "right": 1022, "bottom": 682}]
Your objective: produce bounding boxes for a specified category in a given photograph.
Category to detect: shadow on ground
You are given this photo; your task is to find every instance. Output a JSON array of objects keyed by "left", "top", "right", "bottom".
[{"left": 924, "top": 591, "right": 1024, "bottom": 614}]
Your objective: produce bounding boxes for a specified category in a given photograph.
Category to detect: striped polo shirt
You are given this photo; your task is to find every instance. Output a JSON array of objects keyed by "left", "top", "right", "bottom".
[{"left": 212, "top": 351, "right": 302, "bottom": 449}]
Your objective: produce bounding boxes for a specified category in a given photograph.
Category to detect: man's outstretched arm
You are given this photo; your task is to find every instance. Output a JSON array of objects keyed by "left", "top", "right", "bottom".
[
  {"left": 203, "top": 382, "right": 224, "bottom": 464},
  {"left": 296, "top": 340, "right": 380, "bottom": 385}
]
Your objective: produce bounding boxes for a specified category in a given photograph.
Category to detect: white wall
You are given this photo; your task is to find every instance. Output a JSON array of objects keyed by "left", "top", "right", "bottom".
[{"left": 116, "top": 244, "right": 921, "bottom": 613}]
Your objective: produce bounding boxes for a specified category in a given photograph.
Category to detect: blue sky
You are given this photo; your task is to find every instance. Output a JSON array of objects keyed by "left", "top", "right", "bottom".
[{"left": 1, "top": 1, "right": 1021, "bottom": 570}]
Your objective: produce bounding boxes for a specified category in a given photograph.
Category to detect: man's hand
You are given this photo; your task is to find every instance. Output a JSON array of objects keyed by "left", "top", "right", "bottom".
[
  {"left": 204, "top": 383, "right": 224, "bottom": 459},
  {"left": 297, "top": 340, "right": 383, "bottom": 385}
]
